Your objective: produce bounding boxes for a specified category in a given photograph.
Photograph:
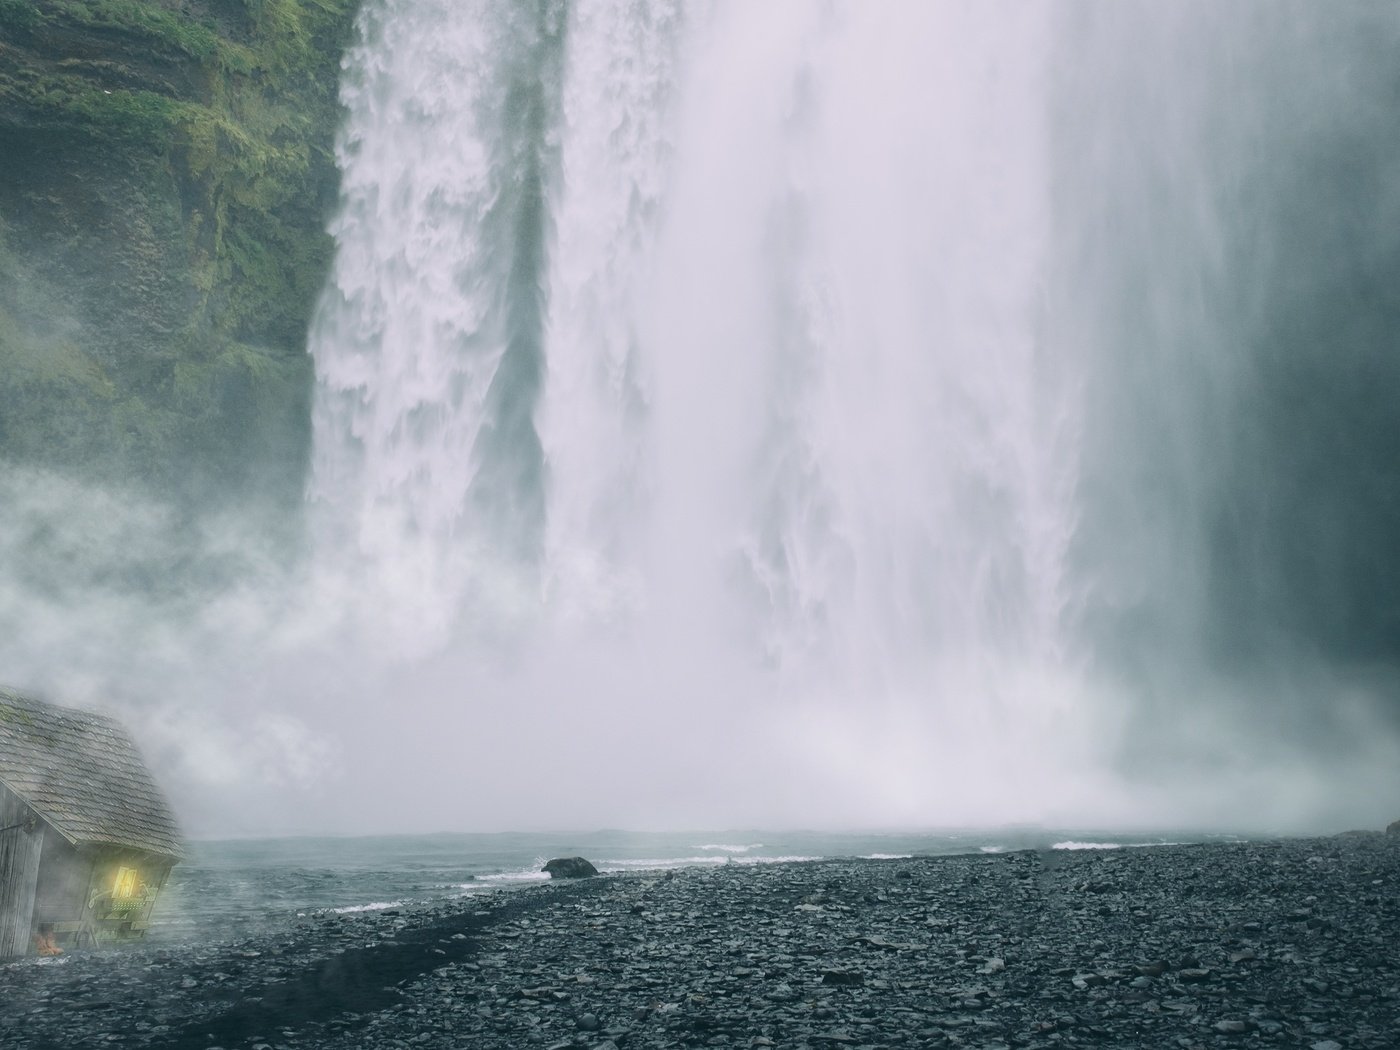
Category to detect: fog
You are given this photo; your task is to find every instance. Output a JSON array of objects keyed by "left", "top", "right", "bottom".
[{"left": 2, "top": 0, "right": 1399, "bottom": 839}]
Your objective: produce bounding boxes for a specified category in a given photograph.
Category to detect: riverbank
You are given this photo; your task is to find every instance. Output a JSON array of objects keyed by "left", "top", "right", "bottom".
[{"left": 2, "top": 836, "right": 1396, "bottom": 1049}]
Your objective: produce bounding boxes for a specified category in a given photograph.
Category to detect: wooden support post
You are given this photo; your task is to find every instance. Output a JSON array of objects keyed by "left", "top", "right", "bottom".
[{"left": 0, "top": 789, "right": 43, "bottom": 957}]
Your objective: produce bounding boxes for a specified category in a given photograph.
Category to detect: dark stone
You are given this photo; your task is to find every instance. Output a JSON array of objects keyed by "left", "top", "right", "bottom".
[
  {"left": 821, "top": 970, "right": 865, "bottom": 986},
  {"left": 13, "top": 834, "right": 1400, "bottom": 1049},
  {"left": 854, "top": 934, "right": 905, "bottom": 951},
  {"left": 543, "top": 857, "right": 599, "bottom": 879},
  {"left": 765, "top": 983, "right": 799, "bottom": 1002},
  {"left": 1214, "top": 1020, "right": 1251, "bottom": 1033},
  {"left": 1387, "top": 819, "right": 1400, "bottom": 835}
]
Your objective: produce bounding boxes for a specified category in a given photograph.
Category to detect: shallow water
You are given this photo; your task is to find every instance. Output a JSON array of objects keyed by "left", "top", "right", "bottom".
[{"left": 150, "top": 827, "right": 1213, "bottom": 941}]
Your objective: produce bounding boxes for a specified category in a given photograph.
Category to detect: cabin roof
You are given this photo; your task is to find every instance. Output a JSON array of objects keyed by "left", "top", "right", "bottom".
[{"left": 0, "top": 687, "right": 183, "bottom": 860}]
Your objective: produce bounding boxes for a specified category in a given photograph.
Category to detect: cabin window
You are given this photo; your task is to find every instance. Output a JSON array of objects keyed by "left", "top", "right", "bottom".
[{"left": 113, "top": 866, "right": 140, "bottom": 899}]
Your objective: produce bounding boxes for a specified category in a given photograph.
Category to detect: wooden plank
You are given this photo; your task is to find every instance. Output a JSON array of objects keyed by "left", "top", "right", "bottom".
[
  {"left": 0, "top": 785, "right": 43, "bottom": 958},
  {"left": 33, "top": 831, "right": 94, "bottom": 929}
]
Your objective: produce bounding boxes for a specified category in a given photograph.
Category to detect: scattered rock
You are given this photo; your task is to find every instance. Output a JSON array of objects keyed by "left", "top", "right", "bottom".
[
  {"left": 765, "top": 983, "right": 800, "bottom": 1003},
  {"left": 854, "top": 934, "right": 908, "bottom": 951},
  {"left": 820, "top": 970, "right": 865, "bottom": 986},
  {"left": 3, "top": 837, "right": 1397, "bottom": 1050},
  {"left": 543, "top": 857, "right": 600, "bottom": 879}
]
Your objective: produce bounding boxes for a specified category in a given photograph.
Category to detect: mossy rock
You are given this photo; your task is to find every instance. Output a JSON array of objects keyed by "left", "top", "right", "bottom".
[{"left": 0, "top": 0, "right": 358, "bottom": 509}]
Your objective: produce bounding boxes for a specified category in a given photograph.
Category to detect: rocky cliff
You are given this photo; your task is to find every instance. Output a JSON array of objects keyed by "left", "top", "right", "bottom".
[{"left": 0, "top": 0, "right": 357, "bottom": 510}]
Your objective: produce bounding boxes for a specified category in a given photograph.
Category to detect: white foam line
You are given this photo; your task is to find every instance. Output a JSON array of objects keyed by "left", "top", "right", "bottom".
[
  {"left": 694, "top": 843, "right": 764, "bottom": 853},
  {"left": 477, "top": 870, "right": 551, "bottom": 883},
  {"left": 598, "top": 855, "right": 821, "bottom": 872}
]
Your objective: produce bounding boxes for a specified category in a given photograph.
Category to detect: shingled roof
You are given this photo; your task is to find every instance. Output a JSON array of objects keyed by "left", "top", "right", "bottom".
[{"left": 0, "top": 687, "right": 183, "bottom": 860}]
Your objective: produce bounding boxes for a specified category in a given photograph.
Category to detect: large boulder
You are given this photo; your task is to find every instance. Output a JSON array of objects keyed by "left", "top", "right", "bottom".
[
  {"left": 1387, "top": 819, "right": 1400, "bottom": 836},
  {"left": 543, "top": 856, "right": 599, "bottom": 879}
]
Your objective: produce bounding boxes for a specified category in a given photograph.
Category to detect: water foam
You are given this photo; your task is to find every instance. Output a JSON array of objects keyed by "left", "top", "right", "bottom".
[
  {"left": 330, "top": 900, "right": 406, "bottom": 913},
  {"left": 286, "top": 0, "right": 1400, "bottom": 834},
  {"left": 302, "top": 0, "right": 1104, "bottom": 831}
]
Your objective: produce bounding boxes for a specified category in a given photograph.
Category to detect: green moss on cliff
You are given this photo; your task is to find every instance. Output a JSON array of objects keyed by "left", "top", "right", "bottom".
[
  {"left": 51, "top": 0, "right": 225, "bottom": 59},
  {"left": 0, "top": 0, "right": 357, "bottom": 506}
]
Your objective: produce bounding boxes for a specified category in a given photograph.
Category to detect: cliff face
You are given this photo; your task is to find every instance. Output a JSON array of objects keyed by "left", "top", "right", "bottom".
[{"left": 0, "top": 0, "right": 358, "bottom": 509}]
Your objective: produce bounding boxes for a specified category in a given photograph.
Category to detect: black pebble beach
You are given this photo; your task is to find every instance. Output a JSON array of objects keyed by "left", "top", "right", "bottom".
[{"left": 3, "top": 837, "right": 1397, "bottom": 1050}]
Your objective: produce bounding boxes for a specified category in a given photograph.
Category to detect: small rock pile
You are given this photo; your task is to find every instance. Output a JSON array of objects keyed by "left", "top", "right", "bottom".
[{"left": 1, "top": 836, "right": 1397, "bottom": 1049}]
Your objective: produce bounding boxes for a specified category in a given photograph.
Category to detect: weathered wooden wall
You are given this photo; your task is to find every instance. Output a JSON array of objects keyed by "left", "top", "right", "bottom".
[
  {"left": 0, "top": 783, "right": 42, "bottom": 957},
  {"left": 31, "top": 831, "right": 92, "bottom": 939}
]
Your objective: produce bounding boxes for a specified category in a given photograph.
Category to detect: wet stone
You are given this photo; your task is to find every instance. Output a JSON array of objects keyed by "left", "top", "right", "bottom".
[
  {"left": 1, "top": 838, "right": 1398, "bottom": 1049},
  {"left": 1213, "top": 1019, "right": 1250, "bottom": 1033},
  {"left": 820, "top": 971, "right": 864, "bottom": 987}
]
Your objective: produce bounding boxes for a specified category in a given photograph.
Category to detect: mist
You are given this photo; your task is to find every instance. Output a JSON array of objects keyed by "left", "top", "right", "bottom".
[{"left": 2, "top": 0, "right": 1399, "bottom": 839}]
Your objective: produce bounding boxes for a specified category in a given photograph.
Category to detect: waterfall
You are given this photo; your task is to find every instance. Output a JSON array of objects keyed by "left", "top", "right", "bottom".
[
  {"left": 300, "top": 0, "right": 1400, "bottom": 829},
  {"left": 309, "top": 0, "right": 1075, "bottom": 663},
  {"left": 305, "top": 0, "right": 1090, "bottom": 823},
  {"left": 308, "top": 1, "right": 567, "bottom": 650}
]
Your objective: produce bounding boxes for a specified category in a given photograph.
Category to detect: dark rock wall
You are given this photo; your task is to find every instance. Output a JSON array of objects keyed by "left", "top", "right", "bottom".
[{"left": 0, "top": 0, "right": 359, "bottom": 510}]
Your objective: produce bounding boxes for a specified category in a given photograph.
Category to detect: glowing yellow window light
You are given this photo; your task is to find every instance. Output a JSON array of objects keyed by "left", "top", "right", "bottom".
[{"left": 113, "top": 866, "right": 140, "bottom": 899}]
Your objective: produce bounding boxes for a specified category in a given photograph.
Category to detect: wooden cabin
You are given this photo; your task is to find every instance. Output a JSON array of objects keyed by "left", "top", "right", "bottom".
[{"left": 0, "top": 687, "right": 183, "bottom": 957}]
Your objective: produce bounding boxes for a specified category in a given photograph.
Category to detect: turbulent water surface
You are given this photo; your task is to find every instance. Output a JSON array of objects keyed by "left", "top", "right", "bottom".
[{"left": 2, "top": 1, "right": 1399, "bottom": 836}]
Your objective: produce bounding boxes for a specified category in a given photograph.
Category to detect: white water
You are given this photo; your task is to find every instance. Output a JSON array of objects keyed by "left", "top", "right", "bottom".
[
  {"left": 303, "top": 0, "right": 1109, "bottom": 828},
  {"left": 9, "top": 2, "right": 1398, "bottom": 837}
]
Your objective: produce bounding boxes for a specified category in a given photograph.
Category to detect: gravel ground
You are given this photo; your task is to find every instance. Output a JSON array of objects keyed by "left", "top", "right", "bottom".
[{"left": 2, "top": 835, "right": 1397, "bottom": 1049}]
